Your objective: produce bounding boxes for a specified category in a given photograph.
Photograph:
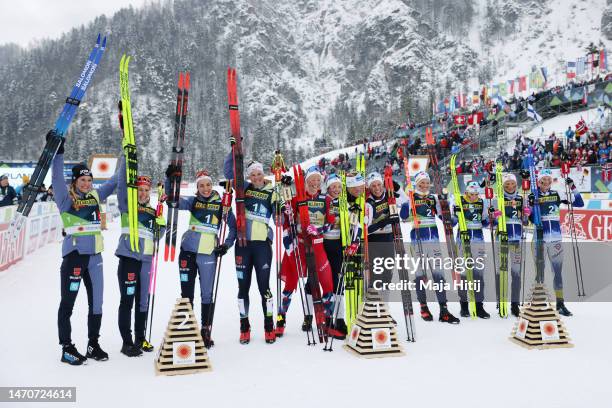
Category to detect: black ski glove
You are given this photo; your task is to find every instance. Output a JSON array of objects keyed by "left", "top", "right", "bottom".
[
  {"left": 46, "top": 130, "right": 64, "bottom": 154},
  {"left": 519, "top": 169, "right": 530, "bottom": 179},
  {"left": 281, "top": 175, "right": 293, "bottom": 186},
  {"left": 165, "top": 164, "right": 180, "bottom": 178},
  {"left": 560, "top": 199, "right": 570, "bottom": 205},
  {"left": 213, "top": 244, "right": 228, "bottom": 256},
  {"left": 565, "top": 177, "right": 574, "bottom": 186},
  {"left": 117, "top": 100, "right": 124, "bottom": 130}
]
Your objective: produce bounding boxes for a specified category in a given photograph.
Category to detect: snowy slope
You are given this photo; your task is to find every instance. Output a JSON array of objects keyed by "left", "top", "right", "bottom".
[
  {"left": 470, "top": 0, "right": 611, "bottom": 87},
  {"left": 0, "top": 208, "right": 610, "bottom": 408}
]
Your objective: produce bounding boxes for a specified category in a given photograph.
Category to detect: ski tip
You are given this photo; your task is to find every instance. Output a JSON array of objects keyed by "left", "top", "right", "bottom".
[
  {"left": 178, "top": 72, "right": 184, "bottom": 87},
  {"left": 101, "top": 36, "right": 107, "bottom": 48},
  {"left": 96, "top": 33, "right": 101, "bottom": 44},
  {"left": 185, "top": 72, "right": 190, "bottom": 88}
]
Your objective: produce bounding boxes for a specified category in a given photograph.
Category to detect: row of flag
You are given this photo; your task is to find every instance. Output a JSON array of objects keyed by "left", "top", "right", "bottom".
[
  {"left": 567, "top": 49, "right": 607, "bottom": 80},
  {"left": 434, "top": 49, "right": 608, "bottom": 116},
  {"left": 434, "top": 67, "right": 548, "bottom": 114}
]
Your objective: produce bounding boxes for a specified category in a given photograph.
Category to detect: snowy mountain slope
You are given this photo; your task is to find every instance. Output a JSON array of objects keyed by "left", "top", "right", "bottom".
[
  {"left": 0, "top": 0, "right": 610, "bottom": 180},
  {"left": 470, "top": 0, "right": 610, "bottom": 87}
]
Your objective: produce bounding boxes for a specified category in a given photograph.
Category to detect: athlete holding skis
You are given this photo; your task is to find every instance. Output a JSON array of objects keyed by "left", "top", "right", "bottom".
[
  {"left": 451, "top": 181, "right": 490, "bottom": 319},
  {"left": 52, "top": 136, "right": 122, "bottom": 365},
  {"left": 115, "top": 151, "right": 166, "bottom": 357},
  {"left": 277, "top": 166, "right": 335, "bottom": 336},
  {"left": 489, "top": 173, "right": 530, "bottom": 317},
  {"left": 322, "top": 173, "right": 361, "bottom": 339},
  {"left": 365, "top": 171, "right": 406, "bottom": 296},
  {"left": 400, "top": 171, "right": 460, "bottom": 324},
  {"left": 528, "top": 169, "right": 584, "bottom": 316},
  {"left": 223, "top": 152, "right": 279, "bottom": 345},
  {"left": 164, "top": 166, "right": 236, "bottom": 347}
]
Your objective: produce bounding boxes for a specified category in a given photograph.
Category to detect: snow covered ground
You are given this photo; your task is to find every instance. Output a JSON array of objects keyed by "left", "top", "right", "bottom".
[{"left": 0, "top": 211, "right": 610, "bottom": 408}]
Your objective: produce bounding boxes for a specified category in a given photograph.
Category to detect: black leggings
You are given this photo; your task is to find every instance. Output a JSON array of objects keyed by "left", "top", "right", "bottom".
[
  {"left": 236, "top": 241, "right": 273, "bottom": 319},
  {"left": 57, "top": 251, "right": 103, "bottom": 345},
  {"left": 117, "top": 256, "right": 147, "bottom": 344},
  {"left": 324, "top": 238, "right": 344, "bottom": 294}
]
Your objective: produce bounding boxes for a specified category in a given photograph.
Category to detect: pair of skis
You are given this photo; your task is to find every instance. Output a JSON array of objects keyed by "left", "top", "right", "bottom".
[
  {"left": 450, "top": 154, "right": 477, "bottom": 319},
  {"left": 271, "top": 152, "right": 286, "bottom": 322},
  {"left": 560, "top": 162, "right": 586, "bottom": 297},
  {"left": 119, "top": 54, "right": 139, "bottom": 252},
  {"left": 10, "top": 34, "right": 106, "bottom": 235},
  {"left": 383, "top": 165, "right": 416, "bottom": 342},
  {"left": 424, "top": 129, "right": 459, "bottom": 283},
  {"left": 164, "top": 72, "right": 190, "bottom": 261},
  {"left": 345, "top": 154, "right": 366, "bottom": 330},
  {"left": 279, "top": 173, "right": 317, "bottom": 345},
  {"left": 227, "top": 68, "right": 247, "bottom": 248},
  {"left": 494, "top": 162, "right": 510, "bottom": 317},
  {"left": 293, "top": 164, "right": 327, "bottom": 343}
]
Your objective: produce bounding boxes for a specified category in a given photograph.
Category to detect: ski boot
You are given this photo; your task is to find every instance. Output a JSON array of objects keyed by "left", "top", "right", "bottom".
[
  {"left": 511, "top": 302, "right": 520, "bottom": 317},
  {"left": 459, "top": 301, "right": 470, "bottom": 317},
  {"left": 302, "top": 315, "right": 313, "bottom": 332},
  {"left": 202, "top": 326, "right": 215, "bottom": 348},
  {"left": 239, "top": 318, "right": 251, "bottom": 345},
  {"left": 136, "top": 338, "right": 154, "bottom": 352},
  {"left": 264, "top": 316, "right": 276, "bottom": 344},
  {"left": 121, "top": 342, "right": 143, "bottom": 357},
  {"left": 439, "top": 304, "right": 460, "bottom": 324},
  {"left": 86, "top": 340, "right": 109, "bottom": 361},
  {"left": 556, "top": 300, "right": 573, "bottom": 317},
  {"left": 476, "top": 302, "right": 490, "bottom": 319},
  {"left": 328, "top": 318, "right": 347, "bottom": 340},
  {"left": 275, "top": 313, "right": 286, "bottom": 337},
  {"left": 420, "top": 303, "right": 433, "bottom": 321},
  {"left": 61, "top": 343, "right": 87, "bottom": 366}
]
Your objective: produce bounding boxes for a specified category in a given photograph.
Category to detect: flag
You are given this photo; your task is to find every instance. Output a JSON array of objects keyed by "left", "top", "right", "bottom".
[
  {"left": 472, "top": 91, "right": 480, "bottom": 105},
  {"left": 601, "top": 49, "right": 608, "bottom": 71},
  {"left": 582, "top": 86, "right": 588, "bottom": 105},
  {"left": 460, "top": 93, "right": 467, "bottom": 108},
  {"left": 566, "top": 61, "right": 576, "bottom": 80},
  {"left": 598, "top": 106, "right": 606, "bottom": 126},
  {"left": 499, "top": 82, "right": 508, "bottom": 96},
  {"left": 453, "top": 115, "right": 467, "bottom": 126},
  {"left": 508, "top": 79, "right": 515, "bottom": 94},
  {"left": 468, "top": 111, "right": 484, "bottom": 125},
  {"left": 540, "top": 67, "right": 548, "bottom": 86},
  {"left": 527, "top": 103, "right": 542, "bottom": 122},
  {"left": 519, "top": 76, "right": 527, "bottom": 92},
  {"left": 576, "top": 118, "right": 588, "bottom": 136},
  {"left": 577, "top": 57, "right": 586, "bottom": 76},
  {"left": 450, "top": 96, "right": 456, "bottom": 112}
]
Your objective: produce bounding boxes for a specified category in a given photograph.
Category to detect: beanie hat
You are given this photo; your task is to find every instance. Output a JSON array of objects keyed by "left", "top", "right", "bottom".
[
  {"left": 305, "top": 166, "right": 322, "bottom": 182},
  {"left": 414, "top": 171, "right": 430, "bottom": 185},
  {"left": 136, "top": 175, "right": 152, "bottom": 187},
  {"left": 195, "top": 169, "right": 212, "bottom": 185},
  {"left": 246, "top": 161, "right": 264, "bottom": 178},
  {"left": 367, "top": 172, "right": 383, "bottom": 187},
  {"left": 325, "top": 173, "right": 341, "bottom": 189},
  {"left": 346, "top": 172, "right": 365, "bottom": 188},
  {"left": 71, "top": 164, "right": 92, "bottom": 183},
  {"left": 502, "top": 173, "right": 517, "bottom": 184},
  {"left": 465, "top": 181, "right": 480, "bottom": 194}
]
